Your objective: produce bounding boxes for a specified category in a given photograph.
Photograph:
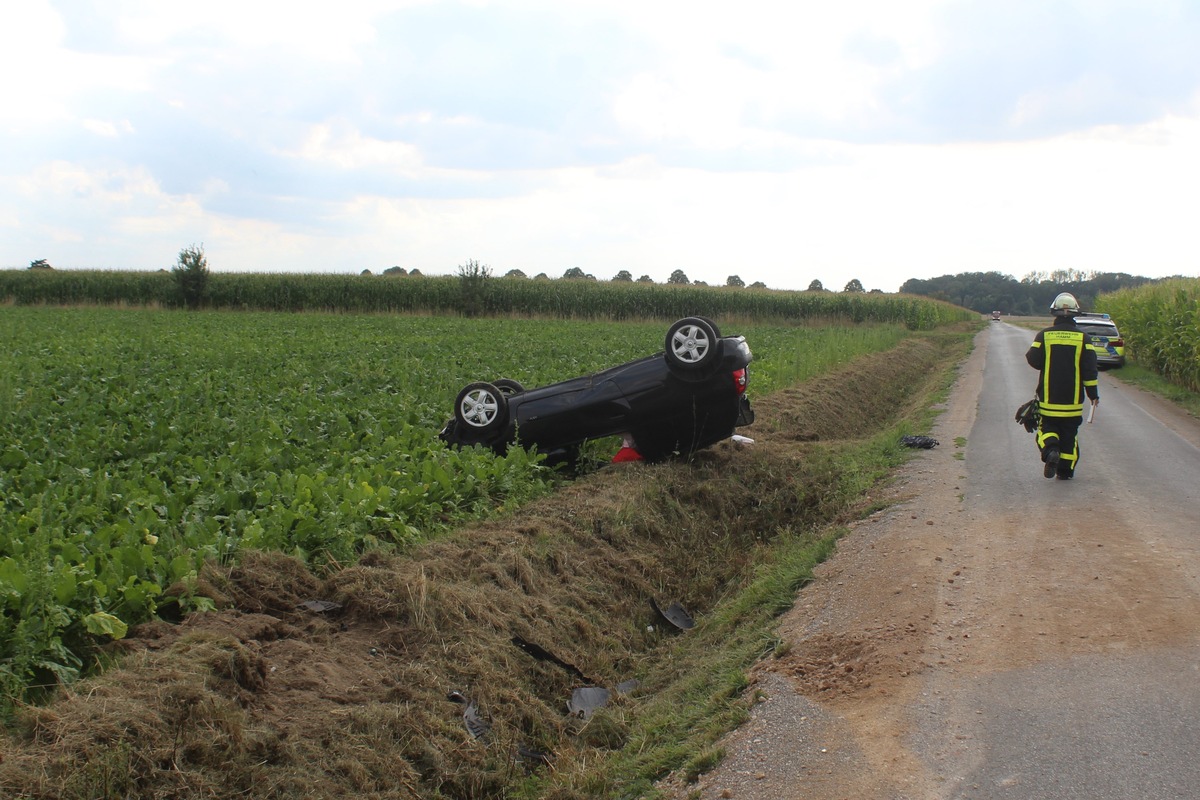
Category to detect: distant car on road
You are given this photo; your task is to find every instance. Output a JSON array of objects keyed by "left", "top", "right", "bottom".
[
  {"left": 991, "top": 310, "right": 1002, "bottom": 321},
  {"left": 1076, "top": 313, "right": 1126, "bottom": 368},
  {"left": 439, "top": 317, "right": 755, "bottom": 464}
]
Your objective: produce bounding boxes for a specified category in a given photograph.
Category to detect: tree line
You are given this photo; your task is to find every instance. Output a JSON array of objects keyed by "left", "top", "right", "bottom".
[
  {"left": 899, "top": 269, "right": 1178, "bottom": 316},
  {"left": 391, "top": 263, "right": 872, "bottom": 291}
]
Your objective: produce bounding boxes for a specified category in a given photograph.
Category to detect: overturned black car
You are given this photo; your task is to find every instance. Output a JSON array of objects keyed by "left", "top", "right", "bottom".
[{"left": 438, "top": 317, "right": 755, "bottom": 464}]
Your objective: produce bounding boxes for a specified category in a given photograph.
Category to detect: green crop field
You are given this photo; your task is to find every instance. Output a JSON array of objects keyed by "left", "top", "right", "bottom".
[
  {"left": 1096, "top": 277, "right": 1200, "bottom": 392},
  {"left": 0, "top": 306, "right": 916, "bottom": 701}
]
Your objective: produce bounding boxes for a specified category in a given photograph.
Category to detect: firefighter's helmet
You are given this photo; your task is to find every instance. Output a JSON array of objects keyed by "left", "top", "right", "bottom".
[{"left": 1049, "top": 292, "right": 1081, "bottom": 317}]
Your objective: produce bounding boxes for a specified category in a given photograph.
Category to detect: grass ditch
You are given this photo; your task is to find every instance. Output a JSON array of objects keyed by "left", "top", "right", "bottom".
[
  {"left": 557, "top": 332, "right": 972, "bottom": 799},
  {"left": 0, "top": 326, "right": 977, "bottom": 800}
]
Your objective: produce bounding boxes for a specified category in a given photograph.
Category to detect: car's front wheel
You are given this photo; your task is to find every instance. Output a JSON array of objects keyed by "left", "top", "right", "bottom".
[
  {"left": 665, "top": 317, "right": 719, "bottom": 372},
  {"left": 454, "top": 382, "right": 509, "bottom": 438}
]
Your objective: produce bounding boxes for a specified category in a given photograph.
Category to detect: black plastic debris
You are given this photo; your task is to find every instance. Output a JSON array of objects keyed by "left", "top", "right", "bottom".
[
  {"left": 899, "top": 435, "right": 940, "bottom": 449},
  {"left": 448, "top": 691, "right": 490, "bottom": 740},
  {"left": 567, "top": 686, "right": 611, "bottom": 720},
  {"left": 298, "top": 599, "right": 342, "bottom": 613},
  {"left": 650, "top": 598, "right": 695, "bottom": 631},
  {"left": 511, "top": 636, "right": 595, "bottom": 683},
  {"left": 516, "top": 745, "right": 554, "bottom": 770}
]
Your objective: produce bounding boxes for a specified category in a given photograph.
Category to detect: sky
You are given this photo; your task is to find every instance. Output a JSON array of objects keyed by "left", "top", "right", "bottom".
[{"left": 2, "top": 0, "right": 1199, "bottom": 293}]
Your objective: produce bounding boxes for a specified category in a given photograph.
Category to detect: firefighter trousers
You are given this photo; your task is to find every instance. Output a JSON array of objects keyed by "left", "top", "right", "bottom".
[{"left": 1037, "top": 415, "right": 1083, "bottom": 478}]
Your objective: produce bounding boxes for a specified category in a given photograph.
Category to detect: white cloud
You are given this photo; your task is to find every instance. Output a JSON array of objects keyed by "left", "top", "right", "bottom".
[
  {"left": 281, "top": 122, "right": 425, "bottom": 173},
  {"left": 2, "top": 0, "right": 1199, "bottom": 290},
  {"left": 82, "top": 118, "right": 136, "bottom": 137}
]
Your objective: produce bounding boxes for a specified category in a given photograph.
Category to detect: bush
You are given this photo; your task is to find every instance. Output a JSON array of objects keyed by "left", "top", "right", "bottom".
[
  {"left": 457, "top": 259, "right": 492, "bottom": 317},
  {"left": 172, "top": 245, "right": 210, "bottom": 309}
]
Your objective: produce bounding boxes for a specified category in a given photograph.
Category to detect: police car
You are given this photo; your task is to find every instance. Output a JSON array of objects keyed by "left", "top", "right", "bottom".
[{"left": 1075, "top": 313, "right": 1126, "bottom": 368}]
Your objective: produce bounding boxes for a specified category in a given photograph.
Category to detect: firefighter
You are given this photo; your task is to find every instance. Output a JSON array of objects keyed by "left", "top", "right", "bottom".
[{"left": 1025, "top": 292, "right": 1100, "bottom": 479}]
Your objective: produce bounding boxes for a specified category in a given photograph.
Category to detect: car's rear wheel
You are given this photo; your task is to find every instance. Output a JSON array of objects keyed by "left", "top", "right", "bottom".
[
  {"left": 665, "top": 317, "right": 719, "bottom": 372},
  {"left": 492, "top": 378, "right": 525, "bottom": 397},
  {"left": 696, "top": 316, "right": 721, "bottom": 338},
  {"left": 454, "top": 382, "right": 508, "bottom": 438}
]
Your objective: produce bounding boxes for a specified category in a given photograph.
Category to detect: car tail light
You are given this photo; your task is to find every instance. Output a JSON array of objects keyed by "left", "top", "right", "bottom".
[
  {"left": 1111, "top": 338, "right": 1123, "bottom": 348},
  {"left": 732, "top": 368, "right": 748, "bottom": 394}
]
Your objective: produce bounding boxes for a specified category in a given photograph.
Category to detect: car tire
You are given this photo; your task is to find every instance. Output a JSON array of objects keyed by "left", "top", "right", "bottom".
[
  {"left": 492, "top": 378, "right": 525, "bottom": 397},
  {"left": 665, "top": 317, "right": 719, "bottom": 372},
  {"left": 696, "top": 316, "right": 722, "bottom": 338},
  {"left": 454, "top": 382, "right": 509, "bottom": 439}
]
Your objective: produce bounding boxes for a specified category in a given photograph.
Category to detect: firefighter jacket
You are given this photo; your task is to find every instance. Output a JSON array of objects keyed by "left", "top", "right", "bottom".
[{"left": 1025, "top": 317, "right": 1100, "bottom": 418}]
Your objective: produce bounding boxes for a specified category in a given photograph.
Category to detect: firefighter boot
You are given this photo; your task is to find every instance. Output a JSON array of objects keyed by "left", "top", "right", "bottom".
[{"left": 1043, "top": 447, "right": 1060, "bottom": 479}]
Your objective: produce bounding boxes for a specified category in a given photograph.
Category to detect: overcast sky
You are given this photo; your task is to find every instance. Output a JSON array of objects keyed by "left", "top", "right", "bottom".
[{"left": 2, "top": 0, "right": 1199, "bottom": 293}]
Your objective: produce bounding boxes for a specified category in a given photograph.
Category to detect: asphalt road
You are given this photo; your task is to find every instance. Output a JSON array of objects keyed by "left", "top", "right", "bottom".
[
  {"left": 918, "top": 321, "right": 1200, "bottom": 799},
  {"left": 972, "top": 321, "right": 1200, "bottom": 513}
]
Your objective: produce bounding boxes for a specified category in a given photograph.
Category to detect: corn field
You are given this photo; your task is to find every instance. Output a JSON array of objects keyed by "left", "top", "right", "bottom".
[
  {"left": 0, "top": 269, "right": 974, "bottom": 330},
  {"left": 1096, "top": 278, "right": 1200, "bottom": 392}
]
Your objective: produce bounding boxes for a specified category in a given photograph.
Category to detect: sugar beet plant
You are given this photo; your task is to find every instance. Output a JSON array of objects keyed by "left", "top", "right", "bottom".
[{"left": 0, "top": 310, "right": 643, "bottom": 702}]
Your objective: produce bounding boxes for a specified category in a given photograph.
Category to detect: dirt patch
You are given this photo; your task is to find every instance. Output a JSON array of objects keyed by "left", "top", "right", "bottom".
[{"left": 0, "top": 331, "right": 970, "bottom": 800}]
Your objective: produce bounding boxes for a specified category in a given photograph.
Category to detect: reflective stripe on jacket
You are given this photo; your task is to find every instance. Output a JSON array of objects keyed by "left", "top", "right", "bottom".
[{"left": 1025, "top": 319, "right": 1100, "bottom": 417}]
